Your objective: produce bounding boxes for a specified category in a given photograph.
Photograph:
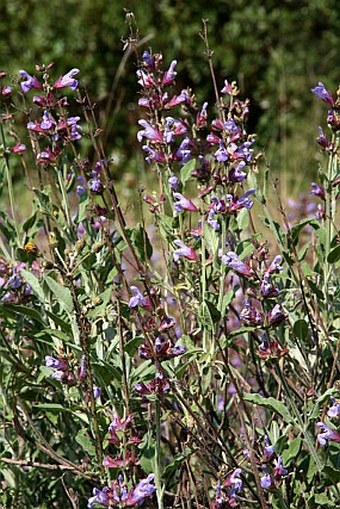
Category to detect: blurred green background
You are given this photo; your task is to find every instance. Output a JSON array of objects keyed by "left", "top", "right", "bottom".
[{"left": 1, "top": 0, "right": 339, "bottom": 194}]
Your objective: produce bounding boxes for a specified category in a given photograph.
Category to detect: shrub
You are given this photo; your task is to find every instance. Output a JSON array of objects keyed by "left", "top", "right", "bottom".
[{"left": 0, "top": 25, "right": 339, "bottom": 509}]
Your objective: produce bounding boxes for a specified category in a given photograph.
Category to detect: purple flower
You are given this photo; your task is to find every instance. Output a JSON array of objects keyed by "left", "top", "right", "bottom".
[
  {"left": 215, "top": 142, "right": 228, "bottom": 162},
  {"left": 274, "top": 456, "right": 288, "bottom": 479},
  {"left": 260, "top": 468, "right": 273, "bottom": 489},
  {"left": 77, "top": 222, "right": 85, "bottom": 238},
  {"left": 224, "top": 468, "right": 243, "bottom": 495},
  {"left": 12, "top": 142, "right": 26, "bottom": 154},
  {"left": 266, "top": 255, "right": 283, "bottom": 274},
  {"left": 264, "top": 435, "right": 275, "bottom": 460},
  {"left": 159, "top": 315, "right": 176, "bottom": 331},
  {"left": 136, "top": 69, "right": 155, "bottom": 88},
  {"left": 268, "top": 304, "right": 286, "bottom": 326},
  {"left": 309, "top": 182, "right": 325, "bottom": 201},
  {"left": 142, "top": 51, "right": 155, "bottom": 69},
  {"left": 221, "top": 79, "right": 233, "bottom": 95},
  {"left": 36, "top": 147, "right": 59, "bottom": 165},
  {"left": 88, "top": 473, "right": 155, "bottom": 507},
  {"left": 327, "top": 397, "right": 340, "bottom": 418},
  {"left": 327, "top": 109, "right": 340, "bottom": 131},
  {"left": 109, "top": 413, "right": 133, "bottom": 434},
  {"left": 311, "top": 82, "right": 334, "bottom": 106},
  {"left": 207, "top": 211, "right": 220, "bottom": 231},
  {"left": 135, "top": 371, "right": 170, "bottom": 397},
  {"left": 206, "top": 132, "right": 221, "bottom": 145},
  {"left": 87, "top": 487, "right": 110, "bottom": 508},
  {"left": 93, "top": 386, "right": 101, "bottom": 399},
  {"left": 139, "top": 336, "right": 186, "bottom": 360},
  {"left": 166, "top": 89, "right": 190, "bottom": 108},
  {"left": 260, "top": 273, "right": 279, "bottom": 298},
  {"left": 19, "top": 70, "right": 41, "bottom": 93},
  {"left": 222, "top": 252, "right": 253, "bottom": 277},
  {"left": 1, "top": 85, "right": 12, "bottom": 96},
  {"left": 237, "top": 188, "right": 255, "bottom": 208},
  {"left": 162, "top": 60, "right": 177, "bottom": 85},
  {"left": 196, "top": 102, "right": 208, "bottom": 127},
  {"left": 317, "top": 422, "right": 340, "bottom": 446},
  {"left": 45, "top": 355, "right": 68, "bottom": 371},
  {"left": 128, "top": 474, "right": 156, "bottom": 505},
  {"left": 257, "top": 336, "right": 288, "bottom": 360},
  {"left": 173, "top": 192, "right": 197, "bottom": 212},
  {"left": 164, "top": 116, "right": 187, "bottom": 143},
  {"left": 40, "top": 111, "right": 56, "bottom": 130},
  {"left": 66, "top": 116, "right": 82, "bottom": 140},
  {"left": 138, "top": 97, "right": 151, "bottom": 108},
  {"left": 316, "top": 126, "right": 332, "bottom": 149},
  {"left": 240, "top": 301, "right": 264, "bottom": 326},
  {"left": 137, "top": 119, "right": 162, "bottom": 143},
  {"left": 89, "top": 176, "right": 103, "bottom": 193},
  {"left": 54, "top": 68, "right": 80, "bottom": 90},
  {"left": 173, "top": 240, "right": 198, "bottom": 262},
  {"left": 142, "top": 145, "right": 165, "bottom": 164},
  {"left": 228, "top": 161, "right": 247, "bottom": 182},
  {"left": 168, "top": 174, "right": 179, "bottom": 191},
  {"left": 175, "top": 136, "right": 192, "bottom": 165},
  {"left": 8, "top": 272, "right": 23, "bottom": 290},
  {"left": 76, "top": 176, "right": 87, "bottom": 197},
  {"left": 128, "top": 286, "right": 151, "bottom": 310},
  {"left": 224, "top": 119, "right": 242, "bottom": 141},
  {"left": 213, "top": 189, "right": 255, "bottom": 214}
]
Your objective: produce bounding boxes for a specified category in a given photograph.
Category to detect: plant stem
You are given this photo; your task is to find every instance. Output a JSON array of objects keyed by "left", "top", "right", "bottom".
[
  {"left": 57, "top": 165, "right": 72, "bottom": 232},
  {"left": 276, "top": 364, "right": 323, "bottom": 472},
  {"left": 0, "top": 123, "right": 19, "bottom": 238},
  {"left": 155, "top": 398, "right": 164, "bottom": 509}
]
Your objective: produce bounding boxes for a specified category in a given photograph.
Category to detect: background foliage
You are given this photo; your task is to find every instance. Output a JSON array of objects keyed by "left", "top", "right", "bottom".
[
  {"left": 1, "top": 0, "right": 339, "bottom": 188},
  {"left": 0, "top": 4, "right": 340, "bottom": 509}
]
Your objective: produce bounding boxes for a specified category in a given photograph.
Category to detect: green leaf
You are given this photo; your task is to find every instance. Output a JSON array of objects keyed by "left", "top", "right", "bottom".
[
  {"left": 21, "top": 269, "right": 45, "bottom": 301},
  {"left": 243, "top": 393, "right": 294, "bottom": 424},
  {"left": 162, "top": 449, "right": 191, "bottom": 480},
  {"left": 130, "top": 360, "right": 155, "bottom": 386},
  {"left": 158, "top": 214, "right": 177, "bottom": 243},
  {"left": 327, "top": 245, "right": 340, "bottom": 264},
  {"left": 75, "top": 428, "right": 97, "bottom": 458},
  {"left": 92, "top": 362, "right": 122, "bottom": 387},
  {"left": 203, "top": 222, "right": 219, "bottom": 256},
  {"left": 281, "top": 437, "right": 302, "bottom": 464},
  {"left": 22, "top": 211, "right": 38, "bottom": 234},
  {"left": 322, "top": 465, "right": 340, "bottom": 485},
  {"left": 45, "top": 275, "right": 74, "bottom": 313},
  {"left": 45, "top": 310, "right": 72, "bottom": 333},
  {"left": 1, "top": 303, "right": 44, "bottom": 324},
  {"left": 220, "top": 289, "right": 234, "bottom": 317},
  {"left": 125, "top": 336, "right": 144, "bottom": 357},
  {"left": 238, "top": 240, "right": 256, "bottom": 260},
  {"left": 236, "top": 208, "right": 249, "bottom": 231},
  {"left": 315, "top": 388, "right": 338, "bottom": 405},
  {"left": 205, "top": 300, "right": 221, "bottom": 323},
  {"left": 293, "top": 319, "right": 309, "bottom": 341},
  {"left": 198, "top": 300, "right": 220, "bottom": 331},
  {"left": 128, "top": 223, "right": 153, "bottom": 262},
  {"left": 291, "top": 219, "right": 319, "bottom": 246},
  {"left": 33, "top": 403, "right": 70, "bottom": 412},
  {"left": 307, "top": 455, "right": 318, "bottom": 483},
  {"left": 180, "top": 159, "right": 195, "bottom": 188},
  {"left": 313, "top": 493, "right": 337, "bottom": 507},
  {"left": 314, "top": 225, "right": 327, "bottom": 251},
  {"left": 35, "top": 328, "right": 70, "bottom": 342},
  {"left": 138, "top": 431, "right": 155, "bottom": 475},
  {"left": 77, "top": 197, "right": 90, "bottom": 223}
]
